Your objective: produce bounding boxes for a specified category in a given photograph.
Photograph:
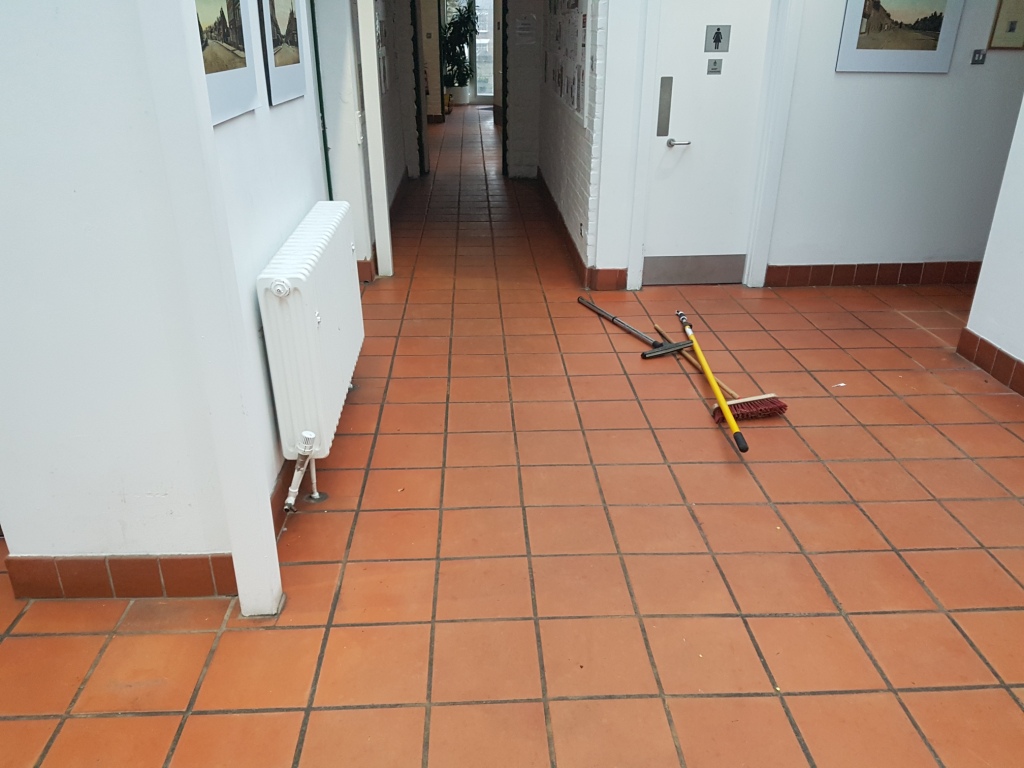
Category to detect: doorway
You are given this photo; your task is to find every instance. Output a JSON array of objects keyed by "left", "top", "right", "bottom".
[
  {"left": 631, "top": 0, "right": 773, "bottom": 286},
  {"left": 443, "top": 0, "right": 494, "bottom": 105},
  {"left": 473, "top": 0, "right": 495, "bottom": 102}
]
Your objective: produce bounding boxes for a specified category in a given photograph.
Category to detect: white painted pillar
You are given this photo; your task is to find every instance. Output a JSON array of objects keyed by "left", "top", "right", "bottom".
[
  {"left": 355, "top": 0, "right": 396, "bottom": 277},
  {"left": 744, "top": 0, "right": 804, "bottom": 288},
  {"left": 137, "top": 0, "right": 283, "bottom": 616}
]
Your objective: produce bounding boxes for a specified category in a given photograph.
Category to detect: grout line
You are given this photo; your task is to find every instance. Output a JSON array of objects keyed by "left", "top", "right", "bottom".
[
  {"left": 749, "top": 350, "right": 1024, "bottom": 725},
  {"left": 500, "top": 132, "right": 561, "bottom": 768},
  {"left": 159, "top": 597, "right": 235, "bottom": 768},
  {"left": 0, "top": 680, "right": 1021, "bottom": 725},
  {"left": 271, "top": 544, "right": 1024, "bottom": 565},
  {"left": 627, "top": 297, "right": 825, "bottom": 765},
  {"left": 548, "top": 279, "right": 690, "bottom": 768},
  {"left": 29, "top": 600, "right": 134, "bottom": 766},
  {"left": 419, "top": 120, "right": 457, "bottom": 768},
  {"left": 599, "top": 304, "right": 823, "bottom": 766},
  {"left": 287, "top": 175, "right": 424, "bottom": 768},
  {"left": 736, "top": 455, "right": 953, "bottom": 767}
]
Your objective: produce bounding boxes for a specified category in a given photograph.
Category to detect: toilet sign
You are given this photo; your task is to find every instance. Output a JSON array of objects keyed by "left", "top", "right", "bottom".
[{"left": 705, "top": 25, "right": 731, "bottom": 53}]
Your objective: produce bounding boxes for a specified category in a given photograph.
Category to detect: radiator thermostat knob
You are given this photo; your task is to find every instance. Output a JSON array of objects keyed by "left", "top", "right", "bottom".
[{"left": 270, "top": 279, "right": 292, "bottom": 297}]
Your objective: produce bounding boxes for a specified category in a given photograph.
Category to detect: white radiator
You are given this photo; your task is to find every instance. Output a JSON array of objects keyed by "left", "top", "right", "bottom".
[{"left": 257, "top": 201, "right": 364, "bottom": 460}]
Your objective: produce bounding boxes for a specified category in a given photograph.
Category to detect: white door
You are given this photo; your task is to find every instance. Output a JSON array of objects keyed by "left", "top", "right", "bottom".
[{"left": 638, "top": 0, "right": 772, "bottom": 285}]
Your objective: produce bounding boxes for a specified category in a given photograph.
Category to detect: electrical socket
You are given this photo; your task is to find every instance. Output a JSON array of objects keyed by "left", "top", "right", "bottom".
[{"left": 579, "top": 223, "right": 584, "bottom": 236}]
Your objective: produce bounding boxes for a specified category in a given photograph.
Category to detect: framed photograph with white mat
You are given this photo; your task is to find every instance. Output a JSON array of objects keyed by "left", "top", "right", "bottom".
[
  {"left": 196, "top": 0, "right": 260, "bottom": 124},
  {"left": 836, "top": 0, "right": 966, "bottom": 73},
  {"left": 258, "top": 0, "right": 307, "bottom": 105}
]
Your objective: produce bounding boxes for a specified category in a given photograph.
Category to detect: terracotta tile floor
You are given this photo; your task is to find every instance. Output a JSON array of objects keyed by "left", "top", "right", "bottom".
[{"left": 3, "top": 107, "right": 1024, "bottom": 766}]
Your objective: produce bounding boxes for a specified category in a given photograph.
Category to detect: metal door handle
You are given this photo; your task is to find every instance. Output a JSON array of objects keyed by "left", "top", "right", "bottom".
[{"left": 667, "top": 138, "right": 691, "bottom": 148}]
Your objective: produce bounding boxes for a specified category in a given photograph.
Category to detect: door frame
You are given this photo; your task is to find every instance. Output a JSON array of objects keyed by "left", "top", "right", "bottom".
[
  {"left": 469, "top": 0, "right": 495, "bottom": 104},
  {"left": 743, "top": 0, "right": 804, "bottom": 287},
  {"left": 354, "top": 0, "right": 395, "bottom": 277},
  {"left": 625, "top": 0, "right": 802, "bottom": 290},
  {"left": 410, "top": 0, "right": 430, "bottom": 175},
  {"left": 501, "top": 0, "right": 508, "bottom": 175}
]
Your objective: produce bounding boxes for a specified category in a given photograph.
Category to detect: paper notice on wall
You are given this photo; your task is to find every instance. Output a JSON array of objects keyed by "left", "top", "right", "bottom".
[
  {"left": 515, "top": 15, "right": 537, "bottom": 46},
  {"left": 545, "top": 0, "right": 590, "bottom": 120}
]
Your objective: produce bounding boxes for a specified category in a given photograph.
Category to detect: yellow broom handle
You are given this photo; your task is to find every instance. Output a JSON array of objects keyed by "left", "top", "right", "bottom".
[{"left": 683, "top": 324, "right": 749, "bottom": 453}]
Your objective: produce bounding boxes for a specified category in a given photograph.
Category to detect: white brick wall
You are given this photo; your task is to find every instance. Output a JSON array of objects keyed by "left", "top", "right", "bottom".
[
  {"left": 381, "top": 0, "right": 421, "bottom": 202},
  {"left": 394, "top": 1, "right": 422, "bottom": 180},
  {"left": 537, "top": 0, "right": 605, "bottom": 267},
  {"left": 419, "top": 0, "right": 443, "bottom": 117}
]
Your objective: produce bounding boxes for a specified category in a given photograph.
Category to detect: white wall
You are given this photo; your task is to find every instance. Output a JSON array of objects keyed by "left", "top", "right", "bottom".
[
  {"left": 967, "top": 98, "right": 1024, "bottom": 361},
  {"left": 215, "top": 1, "right": 328, "bottom": 489},
  {"left": 537, "top": 90, "right": 592, "bottom": 257},
  {"left": 421, "top": 0, "right": 444, "bottom": 117},
  {"left": 505, "top": 0, "right": 545, "bottom": 176},
  {"left": 538, "top": 0, "right": 602, "bottom": 263},
  {"left": 0, "top": 3, "right": 229, "bottom": 557},
  {"left": 379, "top": 0, "right": 422, "bottom": 201},
  {"left": 593, "top": 0, "right": 647, "bottom": 271},
  {"left": 396, "top": 1, "right": 424, "bottom": 177},
  {"left": 0, "top": 1, "right": 326, "bottom": 615},
  {"left": 768, "top": 0, "right": 1024, "bottom": 266}
]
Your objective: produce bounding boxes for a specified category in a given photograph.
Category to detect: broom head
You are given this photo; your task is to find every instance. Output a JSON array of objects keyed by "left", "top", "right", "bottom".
[{"left": 712, "top": 394, "right": 787, "bottom": 424}]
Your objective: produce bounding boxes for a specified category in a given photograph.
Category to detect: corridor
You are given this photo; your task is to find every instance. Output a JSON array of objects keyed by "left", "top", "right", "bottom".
[{"left": 2, "top": 106, "right": 1024, "bottom": 766}]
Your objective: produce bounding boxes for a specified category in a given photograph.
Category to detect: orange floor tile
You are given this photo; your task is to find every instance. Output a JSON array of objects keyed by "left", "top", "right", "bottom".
[{"left": 3, "top": 106, "right": 1024, "bottom": 766}]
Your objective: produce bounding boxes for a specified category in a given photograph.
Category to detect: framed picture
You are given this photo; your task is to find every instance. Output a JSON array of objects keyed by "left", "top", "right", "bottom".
[
  {"left": 836, "top": 0, "right": 966, "bottom": 73},
  {"left": 258, "top": 0, "right": 307, "bottom": 105},
  {"left": 991, "top": 0, "right": 1024, "bottom": 49},
  {"left": 196, "top": 0, "right": 259, "bottom": 124}
]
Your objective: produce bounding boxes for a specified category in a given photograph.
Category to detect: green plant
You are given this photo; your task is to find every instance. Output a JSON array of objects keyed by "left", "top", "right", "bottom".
[{"left": 441, "top": 1, "right": 478, "bottom": 88}]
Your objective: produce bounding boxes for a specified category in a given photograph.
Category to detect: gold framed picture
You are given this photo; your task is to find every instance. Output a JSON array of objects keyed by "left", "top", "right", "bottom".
[{"left": 990, "top": 0, "right": 1024, "bottom": 49}]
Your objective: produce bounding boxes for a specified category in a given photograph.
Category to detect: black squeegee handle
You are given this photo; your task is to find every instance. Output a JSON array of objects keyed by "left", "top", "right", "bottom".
[{"left": 578, "top": 297, "right": 662, "bottom": 348}]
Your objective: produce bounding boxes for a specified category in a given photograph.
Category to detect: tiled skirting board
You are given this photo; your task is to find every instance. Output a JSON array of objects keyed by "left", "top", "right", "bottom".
[
  {"left": 957, "top": 329, "right": 1024, "bottom": 397},
  {"left": 538, "top": 177, "right": 627, "bottom": 291},
  {"left": 5, "top": 554, "right": 237, "bottom": 600},
  {"left": 4, "top": 462, "right": 296, "bottom": 599},
  {"left": 357, "top": 258, "right": 377, "bottom": 283},
  {"left": 579, "top": 264, "right": 628, "bottom": 291},
  {"left": 765, "top": 260, "right": 981, "bottom": 288}
]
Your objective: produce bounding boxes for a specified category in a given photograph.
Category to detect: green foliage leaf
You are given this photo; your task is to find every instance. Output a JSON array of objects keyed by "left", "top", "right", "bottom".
[{"left": 442, "top": 1, "right": 478, "bottom": 87}]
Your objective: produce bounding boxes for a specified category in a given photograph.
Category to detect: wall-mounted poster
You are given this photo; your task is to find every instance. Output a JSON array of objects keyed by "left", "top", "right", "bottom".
[
  {"left": 196, "top": 0, "right": 259, "bottom": 124},
  {"left": 544, "top": 0, "right": 590, "bottom": 120},
  {"left": 836, "top": 0, "right": 966, "bottom": 73},
  {"left": 259, "top": 0, "right": 307, "bottom": 105},
  {"left": 991, "top": 0, "right": 1024, "bottom": 49}
]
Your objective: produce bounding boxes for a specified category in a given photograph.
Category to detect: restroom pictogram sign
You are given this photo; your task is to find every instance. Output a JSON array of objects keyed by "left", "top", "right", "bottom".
[{"left": 705, "top": 25, "right": 731, "bottom": 53}]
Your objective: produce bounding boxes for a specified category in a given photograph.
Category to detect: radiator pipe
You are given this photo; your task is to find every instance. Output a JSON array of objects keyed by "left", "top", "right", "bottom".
[
  {"left": 308, "top": 457, "right": 327, "bottom": 502},
  {"left": 284, "top": 431, "right": 317, "bottom": 511}
]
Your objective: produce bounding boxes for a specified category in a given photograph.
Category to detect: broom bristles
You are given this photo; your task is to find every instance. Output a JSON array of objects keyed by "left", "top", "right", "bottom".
[{"left": 712, "top": 394, "right": 787, "bottom": 424}]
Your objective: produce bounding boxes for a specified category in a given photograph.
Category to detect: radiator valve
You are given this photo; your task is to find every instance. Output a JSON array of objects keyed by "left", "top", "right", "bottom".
[{"left": 284, "top": 431, "right": 317, "bottom": 510}]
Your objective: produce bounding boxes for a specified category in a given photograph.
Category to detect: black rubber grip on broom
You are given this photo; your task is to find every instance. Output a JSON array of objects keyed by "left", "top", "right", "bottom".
[
  {"left": 734, "top": 432, "right": 749, "bottom": 453},
  {"left": 578, "top": 297, "right": 662, "bottom": 348}
]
